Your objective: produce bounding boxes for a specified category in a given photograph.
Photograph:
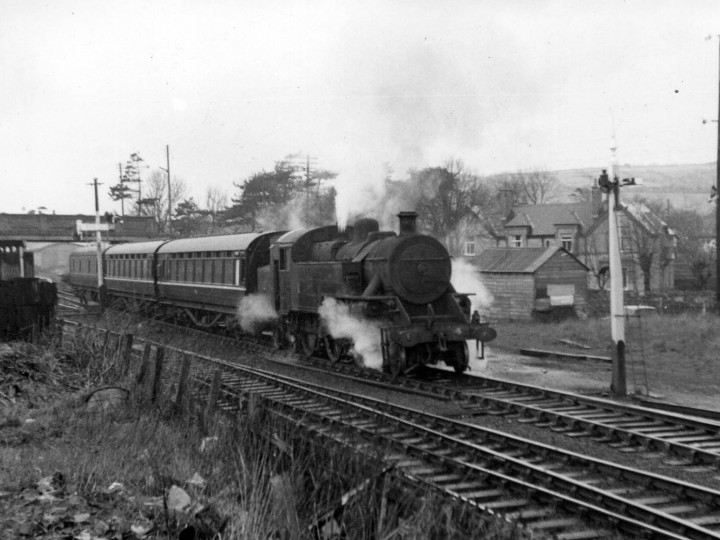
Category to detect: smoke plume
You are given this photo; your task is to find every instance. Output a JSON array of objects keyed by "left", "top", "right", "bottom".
[
  {"left": 318, "top": 297, "right": 383, "bottom": 370},
  {"left": 451, "top": 258, "right": 493, "bottom": 314},
  {"left": 236, "top": 294, "right": 279, "bottom": 333}
]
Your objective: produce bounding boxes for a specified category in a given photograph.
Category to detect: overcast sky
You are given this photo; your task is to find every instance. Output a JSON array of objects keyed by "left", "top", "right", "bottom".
[{"left": 1, "top": 0, "right": 719, "bottom": 216}]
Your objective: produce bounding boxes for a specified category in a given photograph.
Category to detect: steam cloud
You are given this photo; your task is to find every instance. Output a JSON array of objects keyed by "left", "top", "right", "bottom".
[
  {"left": 236, "top": 294, "right": 279, "bottom": 333},
  {"left": 451, "top": 258, "right": 493, "bottom": 314},
  {"left": 318, "top": 297, "right": 383, "bottom": 371}
]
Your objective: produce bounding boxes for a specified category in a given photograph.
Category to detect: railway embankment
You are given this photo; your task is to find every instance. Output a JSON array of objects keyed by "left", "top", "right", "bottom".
[{"left": 0, "top": 329, "right": 518, "bottom": 540}]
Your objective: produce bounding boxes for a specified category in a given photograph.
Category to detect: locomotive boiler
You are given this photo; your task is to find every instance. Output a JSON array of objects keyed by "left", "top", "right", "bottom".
[{"left": 257, "top": 211, "right": 496, "bottom": 375}]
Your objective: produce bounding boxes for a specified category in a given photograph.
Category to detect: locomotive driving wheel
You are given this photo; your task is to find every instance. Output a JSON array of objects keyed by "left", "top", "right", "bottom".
[
  {"left": 324, "top": 336, "right": 342, "bottom": 364},
  {"left": 449, "top": 341, "right": 470, "bottom": 374},
  {"left": 299, "top": 331, "right": 318, "bottom": 358}
]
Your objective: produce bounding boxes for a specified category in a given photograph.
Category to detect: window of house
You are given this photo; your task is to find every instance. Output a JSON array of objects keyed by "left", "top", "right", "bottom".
[
  {"left": 464, "top": 242, "right": 475, "bottom": 256},
  {"left": 511, "top": 235, "right": 523, "bottom": 248},
  {"left": 561, "top": 235, "right": 573, "bottom": 251}
]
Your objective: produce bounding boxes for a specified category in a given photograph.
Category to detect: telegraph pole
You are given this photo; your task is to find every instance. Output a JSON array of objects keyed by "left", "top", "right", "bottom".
[
  {"left": 166, "top": 145, "right": 171, "bottom": 231},
  {"left": 118, "top": 163, "right": 125, "bottom": 217},
  {"left": 715, "top": 36, "right": 720, "bottom": 302},
  {"left": 88, "top": 177, "right": 106, "bottom": 310}
]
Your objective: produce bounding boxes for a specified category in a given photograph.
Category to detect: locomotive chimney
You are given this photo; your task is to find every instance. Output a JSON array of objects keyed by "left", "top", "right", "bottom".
[{"left": 397, "top": 211, "right": 418, "bottom": 236}]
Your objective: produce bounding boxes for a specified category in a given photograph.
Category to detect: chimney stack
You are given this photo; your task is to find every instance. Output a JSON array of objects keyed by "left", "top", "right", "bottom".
[{"left": 397, "top": 211, "right": 418, "bottom": 235}]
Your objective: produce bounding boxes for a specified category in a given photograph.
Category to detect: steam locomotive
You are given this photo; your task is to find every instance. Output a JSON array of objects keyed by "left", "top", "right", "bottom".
[{"left": 68, "top": 212, "right": 496, "bottom": 375}]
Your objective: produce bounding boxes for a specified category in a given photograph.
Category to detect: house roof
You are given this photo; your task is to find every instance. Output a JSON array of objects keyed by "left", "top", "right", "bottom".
[
  {"left": 584, "top": 201, "right": 676, "bottom": 238},
  {"left": 473, "top": 246, "right": 589, "bottom": 273},
  {"left": 624, "top": 202, "right": 674, "bottom": 236},
  {"left": 504, "top": 202, "right": 593, "bottom": 236}
]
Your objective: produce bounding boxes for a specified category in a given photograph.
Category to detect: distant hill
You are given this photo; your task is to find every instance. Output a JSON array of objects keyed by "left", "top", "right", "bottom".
[{"left": 551, "top": 163, "right": 716, "bottom": 212}]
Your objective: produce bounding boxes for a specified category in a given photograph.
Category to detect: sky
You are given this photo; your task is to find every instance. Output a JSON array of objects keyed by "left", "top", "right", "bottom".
[{"left": 1, "top": 0, "right": 719, "bottom": 216}]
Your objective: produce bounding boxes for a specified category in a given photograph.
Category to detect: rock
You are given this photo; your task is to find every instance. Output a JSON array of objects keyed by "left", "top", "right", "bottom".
[
  {"left": 83, "top": 387, "right": 129, "bottom": 413},
  {"left": 186, "top": 472, "right": 206, "bottom": 489},
  {"left": 167, "top": 485, "right": 192, "bottom": 513},
  {"left": 105, "top": 482, "right": 124, "bottom": 494},
  {"left": 199, "top": 436, "right": 218, "bottom": 453}
]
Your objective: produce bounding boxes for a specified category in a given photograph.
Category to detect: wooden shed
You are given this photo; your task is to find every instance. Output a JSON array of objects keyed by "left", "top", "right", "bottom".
[{"left": 473, "top": 246, "right": 590, "bottom": 321}]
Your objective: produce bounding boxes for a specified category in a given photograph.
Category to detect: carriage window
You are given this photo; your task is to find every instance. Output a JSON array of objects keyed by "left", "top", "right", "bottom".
[{"left": 279, "top": 248, "right": 288, "bottom": 270}]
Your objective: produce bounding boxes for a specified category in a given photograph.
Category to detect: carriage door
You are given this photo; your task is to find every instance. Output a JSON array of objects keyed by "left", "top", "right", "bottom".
[{"left": 273, "top": 260, "right": 280, "bottom": 311}]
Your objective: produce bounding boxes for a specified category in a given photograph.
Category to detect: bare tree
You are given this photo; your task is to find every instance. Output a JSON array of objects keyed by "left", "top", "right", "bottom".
[
  {"left": 413, "top": 159, "right": 496, "bottom": 256},
  {"left": 143, "top": 169, "right": 188, "bottom": 232},
  {"left": 494, "top": 169, "right": 559, "bottom": 205},
  {"left": 205, "top": 185, "right": 228, "bottom": 233},
  {"left": 515, "top": 169, "right": 559, "bottom": 204}
]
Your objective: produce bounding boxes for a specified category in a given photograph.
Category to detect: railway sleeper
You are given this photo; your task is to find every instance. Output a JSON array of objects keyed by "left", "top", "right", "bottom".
[
  {"left": 629, "top": 495, "right": 676, "bottom": 505},
  {"left": 405, "top": 466, "right": 441, "bottom": 477},
  {"left": 687, "top": 513, "right": 720, "bottom": 526},
  {"left": 442, "top": 481, "right": 479, "bottom": 492},
  {"left": 655, "top": 504, "right": 702, "bottom": 515},
  {"left": 459, "top": 488, "right": 505, "bottom": 501},
  {"left": 527, "top": 517, "right": 584, "bottom": 531},
  {"left": 554, "top": 528, "right": 611, "bottom": 540},
  {"left": 480, "top": 497, "right": 530, "bottom": 510},
  {"left": 503, "top": 506, "right": 554, "bottom": 522}
]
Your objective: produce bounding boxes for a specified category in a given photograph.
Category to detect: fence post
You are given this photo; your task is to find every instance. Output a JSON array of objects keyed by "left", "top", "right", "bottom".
[
  {"left": 136, "top": 343, "right": 152, "bottom": 386},
  {"left": 150, "top": 347, "right": 165, "bottom": 404},
  {"left": 205, "top": 369, "right": 223, "bottom": 421},
  {"left": 174, "top": 354, "right": 193, "bottom": 411},
  {"left": 120, "top": 334, "right": 134, "bottom": 377},
  {"left": 54, "top": 320, "right": 64, "bottom": 349},
  {"left": 101, "top": 329, "right": 111, "bottom": 358},
  {"left": 376, "top": 472, "right": 391, "bottom": 539}
]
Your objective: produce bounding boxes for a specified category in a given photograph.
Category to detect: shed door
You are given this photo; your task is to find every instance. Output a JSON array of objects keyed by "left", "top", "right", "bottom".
[{"left": 548, "top": 284, "right": 575, "bottom": 306}]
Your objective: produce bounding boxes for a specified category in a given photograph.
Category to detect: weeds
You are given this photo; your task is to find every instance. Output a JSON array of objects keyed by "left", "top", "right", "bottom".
[{"left": 3, "top": 324, "right": 522, "bottom": 539}]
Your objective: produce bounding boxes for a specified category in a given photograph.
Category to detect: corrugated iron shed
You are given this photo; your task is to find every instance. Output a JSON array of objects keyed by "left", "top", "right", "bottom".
[{"left": 473, "top": 246, "right": 589, "bottom": 273}]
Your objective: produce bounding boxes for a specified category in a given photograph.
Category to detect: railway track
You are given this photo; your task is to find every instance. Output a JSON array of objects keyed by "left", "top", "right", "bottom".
[
  {"left": 57, "top": 290, "right": 97, "bottom": 317},
  {"left": 302, "top": 357, "right": 720, "bottom": 471},
  {"left": 116, "top": 336, "right": 720, "bottom": 539},
  {"left": 55, "top": 308, "right": 720, "bottom": 476},
  {"left": 56, "top": 318, "right": 720, "bottom": 537}
]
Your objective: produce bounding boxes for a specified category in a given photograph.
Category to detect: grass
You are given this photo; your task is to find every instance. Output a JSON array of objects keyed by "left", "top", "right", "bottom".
[
  {"left": 491, "top": 311, "right": 720, "bottom": 402},
  {"left": 1, "top": 326, "right": 525, "bottom": 539}
]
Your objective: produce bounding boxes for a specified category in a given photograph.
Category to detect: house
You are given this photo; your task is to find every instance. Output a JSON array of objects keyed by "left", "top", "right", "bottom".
[
  {"left": 580, "top": 201, "right": 676, "bottom": 294},
  {"left": 497, "top": 181, "right": 675, "bottom": 294},
  {"left": 503, "top": 199, "right": 600, "bottom": 252},
  {"left": 472, "top": 246, "right": 590, "bottom": 321}
]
